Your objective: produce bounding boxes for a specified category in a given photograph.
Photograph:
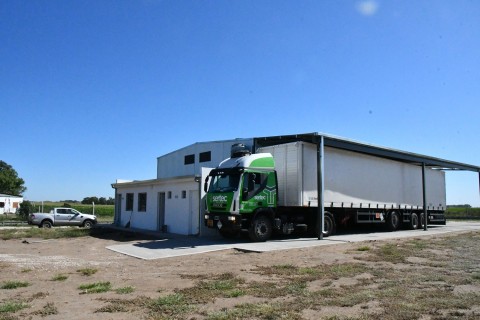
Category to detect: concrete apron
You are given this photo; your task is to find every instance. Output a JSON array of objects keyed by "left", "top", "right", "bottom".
[{"left": 105, "top": 221, "right": 480, "bottom": 260}]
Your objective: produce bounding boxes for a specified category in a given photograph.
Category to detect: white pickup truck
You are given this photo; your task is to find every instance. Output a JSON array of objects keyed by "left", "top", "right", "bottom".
[{"left": 28, "top": 208, "right": 97, "bottom": 228}]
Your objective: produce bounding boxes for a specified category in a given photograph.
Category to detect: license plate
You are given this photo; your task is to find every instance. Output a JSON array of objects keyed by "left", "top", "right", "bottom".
[{"left": 207, "top": 219, "right": 214, "bottom": 227}]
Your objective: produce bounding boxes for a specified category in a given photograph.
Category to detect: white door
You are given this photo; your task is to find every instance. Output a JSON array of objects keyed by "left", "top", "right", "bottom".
[{"left": 188, "top": 190, "right": 199, "bottom": 235}]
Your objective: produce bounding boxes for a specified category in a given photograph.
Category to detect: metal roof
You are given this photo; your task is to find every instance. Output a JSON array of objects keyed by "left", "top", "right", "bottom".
[{"left": 254, "top": 132, "right": 480, "bottom": 172}]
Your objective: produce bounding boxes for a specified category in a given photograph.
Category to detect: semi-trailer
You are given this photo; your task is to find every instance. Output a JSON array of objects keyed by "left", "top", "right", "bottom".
[{"left": 204, "top": 141, "right": 446, "bottom": 242}]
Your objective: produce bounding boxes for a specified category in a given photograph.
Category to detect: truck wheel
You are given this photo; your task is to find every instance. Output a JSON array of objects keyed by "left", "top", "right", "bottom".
[
  {"left": 41, "top": 220, "right": 53, "bottom": 228},
  {"left": 386, "top": 211, "right": 400, "bottom": 231},
  {"left": 82, "top": 220, "right": 94, "bottom": 228},
  {"left": 408, "top": 213, "right": 419, "bottom": 230},
  {"left": 323, "top": 213, "right": 336, "bottom": 237},
  {"left": 248, "top": 215, "right": 272, "bottom": 242}
]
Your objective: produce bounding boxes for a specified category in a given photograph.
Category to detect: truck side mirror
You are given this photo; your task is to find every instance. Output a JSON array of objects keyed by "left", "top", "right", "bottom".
[{"left": 203, "top": 177, "right": 209, "bottom": 193}]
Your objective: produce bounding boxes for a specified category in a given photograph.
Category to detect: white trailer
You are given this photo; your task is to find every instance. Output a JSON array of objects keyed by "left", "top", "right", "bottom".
[
  {"left": 255, "top": 141, "right": 446, "bottom": 235},
  {"left": 258, "top": 141, "right": 446, "bottom": 211}
]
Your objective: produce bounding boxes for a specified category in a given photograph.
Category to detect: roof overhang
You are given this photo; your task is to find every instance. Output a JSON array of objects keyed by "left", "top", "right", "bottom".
[{"left": 254, "top": 132, "right": 480, "bottom": 172}]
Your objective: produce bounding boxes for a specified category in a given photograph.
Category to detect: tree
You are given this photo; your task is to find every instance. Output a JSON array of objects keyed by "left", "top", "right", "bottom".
[
  {"left": 17, "top": 200, "right": 34, "bottom": 221},
  {"left": 81, "top": 196, "right": 99, "bottom": 204},
  {"left": 0, "top": 160, "right": 26, "bottom": 196}
]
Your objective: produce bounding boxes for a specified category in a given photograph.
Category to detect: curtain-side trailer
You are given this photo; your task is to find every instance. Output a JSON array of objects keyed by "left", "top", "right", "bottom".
[{"left": 204, "top": 142, "right": 446, "bottom": 241}]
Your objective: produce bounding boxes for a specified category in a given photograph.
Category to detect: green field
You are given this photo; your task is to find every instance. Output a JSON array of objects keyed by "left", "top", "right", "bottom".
[
  {"left": 30, "top": 202, "right": 114, "bottom": 218},
  {"left": 445, "top": 207, "right": 480, "bottom": 219}
]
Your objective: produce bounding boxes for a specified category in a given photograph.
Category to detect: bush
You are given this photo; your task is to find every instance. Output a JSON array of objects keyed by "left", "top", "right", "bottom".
[{"left": 17, "top": 201, "right": 35, "bottom": 221}]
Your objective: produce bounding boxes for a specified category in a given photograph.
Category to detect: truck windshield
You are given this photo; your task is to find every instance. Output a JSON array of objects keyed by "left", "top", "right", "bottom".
[{"left": 208, "top": 173, "right": 241, "bottom": 193}]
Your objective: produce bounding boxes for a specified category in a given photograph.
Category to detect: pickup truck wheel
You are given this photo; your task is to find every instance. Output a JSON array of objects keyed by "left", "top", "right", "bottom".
[
  {"left": 82, "top": 220, "right": 94, "bottom": 228},
  {"left": 41, "top": 220, "right": 53, "bottom": 228},
  {"left": 248, "top": 215, "right": 272, "bottom": 242}
]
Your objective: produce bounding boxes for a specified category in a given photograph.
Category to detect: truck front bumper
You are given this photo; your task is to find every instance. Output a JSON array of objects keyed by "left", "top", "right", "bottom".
[{"left": 204, "top": 213, "right": 243, "bottom": 232}]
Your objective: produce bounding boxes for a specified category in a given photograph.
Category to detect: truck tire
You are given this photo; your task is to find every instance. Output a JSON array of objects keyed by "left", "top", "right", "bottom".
[
  {"left": 386, "top": 211, "right": 400, "bottom": 231},
  {"left": 323, "top": 213, "right": 336, "bottom": 237},
  {"left": 248, "top": 215, "right": 272, "bottom": 242},
  {"left": 41, "top": 220, "right": 53, "bottom": 228},
  {"left": 82, "top": 220, "right": 94, "bottom": 228},
  {"left": 419, "top": 213, "right": 425, "bottom": 229},
  {"left": 408, "top": 213, "right": 419, "bottom": 230}
]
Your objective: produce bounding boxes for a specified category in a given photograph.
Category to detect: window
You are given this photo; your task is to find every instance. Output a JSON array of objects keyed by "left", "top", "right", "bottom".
[
  {"left": 182, "top": 190, "right": 187, "bottom": 199},
  {"left": 184, "top": 154, "right": 195, "bottom": 165},
  {"left": 138, "top": 193, "right": 147, "bottom": 212},
  {"left": 199, "top": 151, "right": 211, "bottom": 163},
  {"left": 242, "top": 172, "right": 269, "bottom": 201},
  {"left": 126, "top": 193, "right": 134, "bottom": 211},
  {"left": 167, "top": 191, "right": 172, "bottom": 199}
]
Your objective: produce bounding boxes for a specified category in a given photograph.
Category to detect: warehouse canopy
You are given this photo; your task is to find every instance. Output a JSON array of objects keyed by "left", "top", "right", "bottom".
[{"left": 254, "top": 132, "right": 480, "bottom": 172}]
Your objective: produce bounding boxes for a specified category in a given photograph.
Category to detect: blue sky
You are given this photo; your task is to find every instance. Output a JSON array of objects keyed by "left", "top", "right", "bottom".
[{"left": 1, "top": 0, "right": 479, "bottom": 205}]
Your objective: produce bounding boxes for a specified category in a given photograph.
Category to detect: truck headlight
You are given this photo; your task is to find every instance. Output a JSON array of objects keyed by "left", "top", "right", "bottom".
[
  {"left": 228, "top": 216, "right": 236, "bottom": 221},
  {"left": 205, "top": 215, "right": 210, "bottom": 220}
]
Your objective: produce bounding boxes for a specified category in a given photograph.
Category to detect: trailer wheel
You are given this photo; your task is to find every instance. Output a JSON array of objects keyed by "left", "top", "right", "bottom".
[
  {"left": 323, "top": 212, "right": 336, "bottom": 237},
  {"left": 419, "top": 213, "right": 425, "bottom": 229},
  {"left": 386, "top": 211, "right": 400, "bottom": 231},
  {"left": 248, "top": 215, "right": 272, "bottom": 242},
  {"left": 408, "top": 213, "right": 419, "bottom": 230}
]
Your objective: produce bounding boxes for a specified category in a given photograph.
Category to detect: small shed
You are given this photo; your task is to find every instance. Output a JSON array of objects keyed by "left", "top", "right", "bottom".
[{"left": 0, "top": 194, "right": 23, "bottom": 214}]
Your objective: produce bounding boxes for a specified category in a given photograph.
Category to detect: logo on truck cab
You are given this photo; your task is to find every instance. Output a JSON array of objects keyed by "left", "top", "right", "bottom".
[{"left": 212, "top": 195, "right": 227, "bottom": 202}]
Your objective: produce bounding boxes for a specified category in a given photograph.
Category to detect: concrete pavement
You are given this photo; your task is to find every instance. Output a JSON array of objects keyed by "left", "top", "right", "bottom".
[{"left": 105, "top": 221, "right": 480, "bottom": 260}]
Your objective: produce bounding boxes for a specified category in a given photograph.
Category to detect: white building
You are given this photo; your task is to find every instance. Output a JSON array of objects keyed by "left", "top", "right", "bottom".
[
  {"left": 0, "top": 194, "right": 23, "bottom": 214},
  {"left": 111, "top": 138, "right": 253, "bottom": 236}
]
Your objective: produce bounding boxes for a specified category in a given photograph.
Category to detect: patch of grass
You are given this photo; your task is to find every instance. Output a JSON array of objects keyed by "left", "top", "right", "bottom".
[
  {"left": 148, "top": 293, "right": 192, "bottom": 318},
  {"left": 0, "top": 301, "right": 29, "bottom": 313},
  {"left": 1, "top": 281, "right": 30, "bottom": 290},
  {"left": 77, "top": 268, "right": 98, "bottom": 276},
  {"left": 0, "top": 227, "right": 91, "bottom": 240},
  {"left": 357, "top": 245, "right": 371, "bottom": 251},
  {"left": 206, "top": 302, "right": 303, "bottom": 320},
  {"left": 20, "top": 268, "right": 32, "bottom": 273},
  {"left": 51, "top": 274, "right": 68, "bottom": 281},
  {"left": 115, "top": 286, "right": 135, "bottom": 294},
  {"left": 78, "top": 281, "right": 111, "bottom": 294},
  {"left": 32, "top": 302, "right": 58, "bottom": 316},
  {"left": 179, "top": 273, "right": 245, "bottom": 303}
]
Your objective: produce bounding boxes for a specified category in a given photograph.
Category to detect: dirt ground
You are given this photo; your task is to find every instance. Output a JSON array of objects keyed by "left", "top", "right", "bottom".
[{"left": 1, "top": 229, "right": 480, "bottom": 320}]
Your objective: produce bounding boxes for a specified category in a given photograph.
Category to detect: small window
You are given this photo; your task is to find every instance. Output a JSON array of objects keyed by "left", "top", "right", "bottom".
[
  {"left": 182, "top": 190, "right": 187, "bottom": 199},
  {"left": 126, "top": 193, "right": 134, "bottom": 211},
  {"left": 0, "top": 202, "right": 4, "bottom": 208},
  {"left": 199, "top": 151, "right": 211, "bottom": 163},
  {"left": 184, "top": 154, "right": 195, "bottom": 165},
  {"left": 167, "top": 191, "right": 172, "bottom": 199},
  {"left": 138, "top": 193, "right": 147, "bottom": 212}
]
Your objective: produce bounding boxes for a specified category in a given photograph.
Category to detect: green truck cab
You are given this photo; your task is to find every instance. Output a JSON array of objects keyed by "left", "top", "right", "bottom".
[{"left": 204, "top": 147, "right": 278, "bottom": 241}]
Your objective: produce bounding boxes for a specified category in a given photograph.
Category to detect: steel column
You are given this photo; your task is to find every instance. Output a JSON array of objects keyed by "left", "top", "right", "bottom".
[
  {"left": 422, "top": 163, "right": 428, "bottom": 231},
  {"left": 317, "top": 135, "right": 325, "bottom": 240}
]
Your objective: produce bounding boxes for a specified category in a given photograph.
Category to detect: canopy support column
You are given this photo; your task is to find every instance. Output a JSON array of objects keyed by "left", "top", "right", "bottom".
[
  {"left": 317, "top": 135, "right": 325, "bottom": 240},
  {"left": 422, "top": 163, "right": 428, "bottom": 231}
]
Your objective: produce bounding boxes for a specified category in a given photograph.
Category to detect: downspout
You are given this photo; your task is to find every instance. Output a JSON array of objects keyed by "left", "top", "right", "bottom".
[{"left": 195, "top": 175, "right": 202, "bottom": 237}]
